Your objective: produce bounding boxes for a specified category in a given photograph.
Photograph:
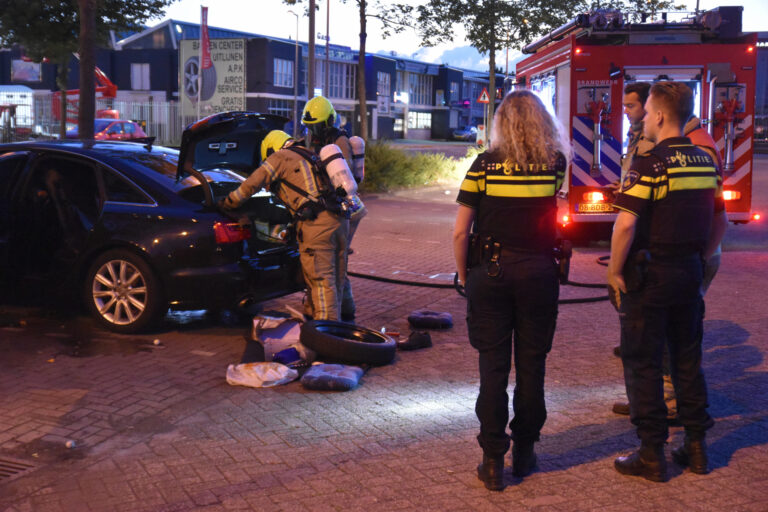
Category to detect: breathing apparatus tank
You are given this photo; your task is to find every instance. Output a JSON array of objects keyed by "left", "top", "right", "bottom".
[
  {"left": 348, "top": 135, "right": 365, "bottom": 183},
  {"left": 319, "top": 143, "right": 358, "bottom": 196}
]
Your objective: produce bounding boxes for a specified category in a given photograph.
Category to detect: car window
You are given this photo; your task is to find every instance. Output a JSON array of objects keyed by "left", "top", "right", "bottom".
[
  {"left": 107, "top": 123, "right": 122, "bottom": 134},
  {"left": 0, "top": 152, "right": 28, "bottom": 202},
  {"left": 124, "top": 123, "right": 136, "bottom": 134},
  {"left": 29, "top": 155, "right": 102, "bottom": 221},
  {"left": 102, "top": 167, "right": 153, "bottom": 204},
  {"left": 94, "top": 120, "right": 112, "bottom": 132}
]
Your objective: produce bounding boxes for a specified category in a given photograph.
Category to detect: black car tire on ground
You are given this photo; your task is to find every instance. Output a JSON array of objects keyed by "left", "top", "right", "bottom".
[
  {"left": 300, "top": 320, "right": 396, "bottom": 366},
  {"left": 83, "top": 249, "right": 166, "bottom": 334}
]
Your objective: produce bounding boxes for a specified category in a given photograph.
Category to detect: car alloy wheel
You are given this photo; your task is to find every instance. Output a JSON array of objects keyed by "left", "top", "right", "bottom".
[{"left": 85, "top": 249, "right": 165, "bottom": 333}]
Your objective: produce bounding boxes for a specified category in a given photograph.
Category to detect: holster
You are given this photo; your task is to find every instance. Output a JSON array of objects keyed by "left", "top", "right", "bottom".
[
  {"left": 623, "top": 249, "right": 650, "bottom": 292},
  {"left": 553, "top": 239, "right": 572, "bottom": 285}
]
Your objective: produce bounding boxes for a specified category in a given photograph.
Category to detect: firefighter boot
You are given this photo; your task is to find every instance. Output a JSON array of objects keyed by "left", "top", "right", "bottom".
[
  {"left": 672, "top": 436, "right": 708, "bottom": 474},
  {"left": 476, "top": 454, "right": 505, "bottom": 491},
  {"left": 615, "top": 444, "right": 668, "bottom": 482}
]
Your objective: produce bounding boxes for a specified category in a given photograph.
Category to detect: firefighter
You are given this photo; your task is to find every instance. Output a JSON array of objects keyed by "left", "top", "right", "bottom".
[
  {"left": 619, "top": 82, "right": 655, "bottom": 182},
  {"left": 608, "top": 82, "right": 728, "bottom": 481},
  {"left": 220, "top": 130, "right": 349, "bottom": 321},
  {"left": 302, "top": 96, "right": 367, "bottom": 322},
  {"left": 453, "top": 90, "right": 569, "bottom": 491}
]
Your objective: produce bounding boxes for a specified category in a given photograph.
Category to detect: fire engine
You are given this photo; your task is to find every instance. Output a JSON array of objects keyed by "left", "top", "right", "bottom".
[{"left": 515, "top": 6, "right": 759, "bottom": 233}]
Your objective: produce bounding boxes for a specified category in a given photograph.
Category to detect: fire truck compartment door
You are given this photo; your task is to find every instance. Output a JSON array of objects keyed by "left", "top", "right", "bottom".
[{"left": 623, "top": 67, "right": 702, "bottom": 82}]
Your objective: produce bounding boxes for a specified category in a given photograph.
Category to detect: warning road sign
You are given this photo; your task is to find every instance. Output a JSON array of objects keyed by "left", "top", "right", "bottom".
[{"left": 477, "top": 88, "right": 490, "bottom": 104}]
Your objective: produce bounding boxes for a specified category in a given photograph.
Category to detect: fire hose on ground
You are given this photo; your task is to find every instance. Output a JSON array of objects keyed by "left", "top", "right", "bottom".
[{"left": 347, "top": 255, "right": 610, "bottom": 305}]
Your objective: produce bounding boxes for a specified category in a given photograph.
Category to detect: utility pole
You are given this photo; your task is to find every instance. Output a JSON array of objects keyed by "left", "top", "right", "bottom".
[
  {"left": 308, "top": 0, "right": 316, "bottom": 100},
  {"left": 290, "top": 11, "right": 299, "bottom": 137}
]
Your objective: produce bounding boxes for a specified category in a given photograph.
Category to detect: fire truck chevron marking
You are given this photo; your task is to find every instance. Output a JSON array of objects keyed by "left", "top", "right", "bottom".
[{"left": 572, "top": 116, "right": 621, "bottom": 186}]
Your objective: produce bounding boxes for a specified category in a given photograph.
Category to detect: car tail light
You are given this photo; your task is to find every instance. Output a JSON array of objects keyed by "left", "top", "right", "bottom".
[
  {"left": 561, "top": 214, "right": 571, "bottom": 226},
  {"left": 213, "top": 222, "right": 251, "bottom": 244},
  {"left": 583, "top": 191, "right": 606, "bottom": 203},
  {"left": 722, "top": 190, "right": 741, "bottom": 201}
]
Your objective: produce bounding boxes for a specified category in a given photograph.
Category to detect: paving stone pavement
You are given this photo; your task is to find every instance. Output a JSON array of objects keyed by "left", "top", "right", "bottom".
[{"left": 1, "top": 159, "right": 767, "bottom": 511}]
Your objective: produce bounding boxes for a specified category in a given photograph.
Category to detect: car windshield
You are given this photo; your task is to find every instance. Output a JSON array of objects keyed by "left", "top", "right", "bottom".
[{"left": 95, "top": 120, "right": 113, "bottom": 132}]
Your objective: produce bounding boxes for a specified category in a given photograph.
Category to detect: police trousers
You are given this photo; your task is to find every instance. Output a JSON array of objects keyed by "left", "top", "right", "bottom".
[
  {"left": 620, "top": 255, "right": 714, "bottom": 446},
  {"left": 297, "top": 210, "right": 349, "bottom": 321},
  {"left": 466, "top": 251, "right": 559, "bottom": 457}
]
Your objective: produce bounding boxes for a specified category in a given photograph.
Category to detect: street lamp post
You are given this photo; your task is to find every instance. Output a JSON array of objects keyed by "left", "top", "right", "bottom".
[
  {"left": 289, "top": 10, "right": 299, "bottom": 137},
  {"left": 325, "top": 0, "right": 330, "bottom": 97}
]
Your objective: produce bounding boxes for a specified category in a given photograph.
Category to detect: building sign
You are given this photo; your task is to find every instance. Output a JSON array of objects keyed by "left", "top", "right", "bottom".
[
  {"left": 180, "top": 38, "right": 246, "bottom": 118},
  {"left": 377, "top": 95, "right": 390, "bottom": 115},
  {"left": 11, "top": 60, "right": 41, "bottom": 82}
]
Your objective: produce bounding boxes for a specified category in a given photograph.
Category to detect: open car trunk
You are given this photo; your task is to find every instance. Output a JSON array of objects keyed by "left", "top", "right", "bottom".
[{"left": 178, "top": 111, "right": 304, "bottom": 300}]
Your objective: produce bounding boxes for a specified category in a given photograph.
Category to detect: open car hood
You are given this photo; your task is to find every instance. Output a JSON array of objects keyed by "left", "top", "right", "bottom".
[{"left": 177, "top": 111, "right": 289, "bottom": 182}]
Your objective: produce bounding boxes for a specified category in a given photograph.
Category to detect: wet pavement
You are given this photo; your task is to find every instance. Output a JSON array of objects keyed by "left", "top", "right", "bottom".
[{"left": 0, "top": 156, "right": 767, "bottom": 511}]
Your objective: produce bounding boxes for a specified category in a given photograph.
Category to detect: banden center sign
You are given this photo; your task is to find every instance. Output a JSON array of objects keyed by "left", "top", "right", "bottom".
[{"left": 180, "top": 38, "right": 246, "bottom": 117}]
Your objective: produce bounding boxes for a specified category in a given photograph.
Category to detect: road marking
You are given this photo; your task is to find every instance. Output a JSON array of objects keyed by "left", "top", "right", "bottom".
[
  {"left": 191, "top": 350, "right": 216, "bottom": 357},
  {"left": 397, "top": 238, "right": 412, "bottom": 242},
  {"left": 426, "top": 241, "right": 442, "bottom": 244}
]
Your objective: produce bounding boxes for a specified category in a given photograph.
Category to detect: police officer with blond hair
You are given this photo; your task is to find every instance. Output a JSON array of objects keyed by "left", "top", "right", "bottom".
[
  {"left": 609, "top": 82, "right": 728, "bottom": 482},
  {"left": 303, "top": 96, "right": 367, "bottom": 322},
  {"left": 220, "top": 130, "right": 349, "bottom": 321},
  {"left": 453, "top": 90, "right": 569, "bottom": 491}
]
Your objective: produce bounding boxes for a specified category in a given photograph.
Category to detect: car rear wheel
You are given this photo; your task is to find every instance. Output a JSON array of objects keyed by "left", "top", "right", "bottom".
[{"left": 84, "top": 249, "right": 166, "bottom": 333}]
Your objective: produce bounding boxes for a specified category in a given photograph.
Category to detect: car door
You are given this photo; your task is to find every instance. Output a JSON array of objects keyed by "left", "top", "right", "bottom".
[
  {"left": 0, "top": 151, "right": 30, "bottom": 288},
  {"left": 11, "top": 152, "right": 104, "bottom": 290},
  {"left": 106, "top": 122, "right": 124, "bottom": 140}
]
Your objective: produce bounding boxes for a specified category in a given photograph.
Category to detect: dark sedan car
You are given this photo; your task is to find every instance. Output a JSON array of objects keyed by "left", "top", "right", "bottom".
[{"left": 0, "top": 112, "right": 303, "bottom": 333}]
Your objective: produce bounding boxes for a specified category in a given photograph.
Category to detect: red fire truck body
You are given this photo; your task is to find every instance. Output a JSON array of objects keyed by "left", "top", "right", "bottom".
[{"left": 516, "top": 7, "right": 759, "bottom": 231}]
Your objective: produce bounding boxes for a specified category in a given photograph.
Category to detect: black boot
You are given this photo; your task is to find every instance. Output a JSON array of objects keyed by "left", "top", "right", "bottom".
[
  {"left": 614, "top": 444, "right": 668, "bottom": 482},
  {"left": 672, "top": 436, "right": 708, "bottom": 474},
  {"left": 477, "top": 454, "right": 505, "bottom": 491},
  {"left": 511, "top": 442, "right": 537, "bottom": 477}
]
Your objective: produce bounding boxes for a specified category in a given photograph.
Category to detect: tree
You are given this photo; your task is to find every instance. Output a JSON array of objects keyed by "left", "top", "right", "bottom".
[
  {"left": 0, "top": 0, "right": 174, "bottom": 138},
  {"left": 388, "top": 0, "right": 582, "bottom": 144},
  {"left": 284, "top": 0, "right": 403, "bottom": 141}
]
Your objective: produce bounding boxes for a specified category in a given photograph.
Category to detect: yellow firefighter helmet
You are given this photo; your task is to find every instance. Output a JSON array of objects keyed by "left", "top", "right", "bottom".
[
  {"left": 302, "top": 96, "right": 336, "bottom": 127},
  {"left": 261, "top": 130, "right": 292, "bottom": 161}
]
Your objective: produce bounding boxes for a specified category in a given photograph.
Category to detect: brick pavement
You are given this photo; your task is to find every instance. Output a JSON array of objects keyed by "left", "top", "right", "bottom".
[{"left": 1, "top": 159, "right": 767, "bottom": 511}]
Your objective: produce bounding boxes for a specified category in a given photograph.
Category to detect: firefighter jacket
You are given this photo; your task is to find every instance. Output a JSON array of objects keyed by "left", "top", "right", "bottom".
[
  {"left": 223, "top": 141, "right": 325, "bottom": 216},
  {"left": 620, "top": 121, "right": 655, "bottom": 182}
]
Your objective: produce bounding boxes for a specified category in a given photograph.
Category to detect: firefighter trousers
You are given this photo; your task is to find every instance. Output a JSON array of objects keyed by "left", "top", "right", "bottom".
[
  {"left": 298, "top": 210, "right": 349, "bottom": 321},
  {"left": 341, "top": 206, "right": 367, "bottom": 320},
  {"left": 465, "top": 251, "right": 559, "bottom": 457}
]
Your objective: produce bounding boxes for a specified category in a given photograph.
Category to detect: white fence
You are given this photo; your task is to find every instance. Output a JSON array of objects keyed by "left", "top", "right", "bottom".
[{"left": 3, "top": 92, "right": 198, "bottom": 147}]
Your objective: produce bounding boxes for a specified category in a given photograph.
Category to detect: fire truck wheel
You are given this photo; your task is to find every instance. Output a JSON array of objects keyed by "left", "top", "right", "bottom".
[{"left": 300, "top": 320, "right": 396, "bottom": 366}]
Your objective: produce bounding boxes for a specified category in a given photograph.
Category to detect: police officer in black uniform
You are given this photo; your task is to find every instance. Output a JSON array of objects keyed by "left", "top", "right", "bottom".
[
  {"left": 453, "top": 90, "right": 568, "bottom": 491},
  {"left": 608, "top": 81, "right": 728, "bottom": 482}
]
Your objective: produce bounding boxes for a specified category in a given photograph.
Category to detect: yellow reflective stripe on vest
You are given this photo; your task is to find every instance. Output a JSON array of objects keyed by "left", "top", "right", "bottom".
[
  {"left": 485, "top": 182, "right": 557, "bottom": 197},
  {"left": 666, "top": 166, "right": 718, "bottom": 192},
  {"left": 460, "top": 172, "right": 485, "bottom": 193}
]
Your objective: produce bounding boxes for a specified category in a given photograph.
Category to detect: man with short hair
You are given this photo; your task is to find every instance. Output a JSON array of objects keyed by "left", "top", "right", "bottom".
[
  {"left": 620, "top": 82, "right": 655, "bottom": 182},
  {"left": 608, "top": 81, "right": 728, "bottom": 481}
]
